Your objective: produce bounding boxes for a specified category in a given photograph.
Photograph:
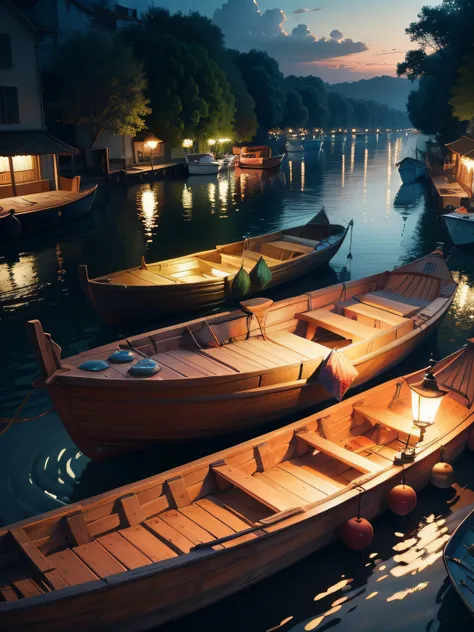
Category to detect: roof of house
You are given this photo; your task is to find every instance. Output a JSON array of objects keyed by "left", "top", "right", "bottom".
[
  {"left": 446, "top": 136, "right": 474, "bottom": 157},
  {"left": 0, "top": 131, "right": 78, "bottom": 156}
]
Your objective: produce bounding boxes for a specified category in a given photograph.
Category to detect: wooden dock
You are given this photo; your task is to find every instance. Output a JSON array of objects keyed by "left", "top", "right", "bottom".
[
  {"left": 427, "top": 164, "right": 468, "bottom": 212},
  {"left": 110, "top": 161, "right": 186, "bottom": 184}
]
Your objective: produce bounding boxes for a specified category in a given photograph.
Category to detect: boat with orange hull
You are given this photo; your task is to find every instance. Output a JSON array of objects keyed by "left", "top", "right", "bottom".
[
  {"left": 29, "top": 250, "right": 456, "bottom": 459},
  {"left": 78, "top": 210, "right": 349, "bottom": 325},
  {"left": 0, "top": 342, "right": 473, "bottom": 632},
  {"left": 237, "top": 145, "right": 284, "bottom": 170}
]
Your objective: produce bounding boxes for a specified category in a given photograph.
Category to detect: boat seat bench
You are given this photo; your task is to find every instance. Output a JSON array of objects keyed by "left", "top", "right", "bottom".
[
  {"left": 343, "top": 302, "right": 409, "bottom": 328},
  {"left": 297, "top": 432, "right": 383, "bottom": 474},
  {"left": 355, "top": 290, "right": 429, "bottom": 317},
  {"left": 354, "top": 405, "right": 421, "bottom": 439},
  {"left": 212, "top": 463, "right": 298, "bottom": 513},
  {"left": 296, "top": 308, "right": 377, "bottom": 342}
]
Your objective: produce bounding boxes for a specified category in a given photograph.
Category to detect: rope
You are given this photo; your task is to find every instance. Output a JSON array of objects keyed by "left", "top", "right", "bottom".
[{"left": 0, "top": 389, "right": 54, "bottom": 435}]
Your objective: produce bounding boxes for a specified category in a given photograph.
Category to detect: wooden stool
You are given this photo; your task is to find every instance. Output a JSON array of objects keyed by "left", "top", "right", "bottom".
[{"left": 240, "top": 298, "right": 274, "bottom": 340}]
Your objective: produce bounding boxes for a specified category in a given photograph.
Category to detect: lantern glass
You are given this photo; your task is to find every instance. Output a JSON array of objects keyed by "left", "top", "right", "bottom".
[{"left": 410, "top": 388, "right": 444, "bottom": 427}]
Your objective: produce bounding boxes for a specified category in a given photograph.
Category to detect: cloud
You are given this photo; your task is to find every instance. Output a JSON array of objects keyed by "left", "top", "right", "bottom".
[
  {"left": 213, "top": 0, "right": 367, "bottom": 72},
  {"left": 294, "top": 7, "right": 324, "bottom": 14},
  {"left": 375, "top": 50, "right": 404, "bottom": 56}
]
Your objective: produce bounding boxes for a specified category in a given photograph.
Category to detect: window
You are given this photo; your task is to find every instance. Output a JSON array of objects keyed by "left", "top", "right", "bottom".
[
  {"left": 0, "top": 87, "right": 20, "bottom": 124},
  {"left": 0, "top": 34, "right": 12, "bottom": 69}
]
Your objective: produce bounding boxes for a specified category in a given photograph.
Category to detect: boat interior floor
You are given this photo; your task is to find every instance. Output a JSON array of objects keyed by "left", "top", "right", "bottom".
[{"left": 2, "top": 395, "right": 447, "bottom": 601}]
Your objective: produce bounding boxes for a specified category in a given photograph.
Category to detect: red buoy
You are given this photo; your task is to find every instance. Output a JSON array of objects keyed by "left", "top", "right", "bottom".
[
  {"left": 387, "top": 484, "right": 417, "bottom": 516},
  {"left": 341, "top": 517, "right": 374, "bottom": 550}
]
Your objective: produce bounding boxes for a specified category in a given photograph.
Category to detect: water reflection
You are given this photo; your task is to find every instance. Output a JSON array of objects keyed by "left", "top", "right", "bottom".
[{"left": 137, "top": 185, "right": 158, "bottom": 238}]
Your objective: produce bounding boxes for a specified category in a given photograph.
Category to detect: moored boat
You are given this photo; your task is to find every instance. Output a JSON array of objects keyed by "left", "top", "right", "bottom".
[
  {"left": 78, "top": 210, "right": 349, "bottom": 324},
  {"left": 285, "top": 140, "right": 305, "bottom": 152},
  {"left": 32, "top": 249, "right": 456, "bottom": 458},
  {"left": 238, "top": 146, "right": 284, "bottom": 170},
  {"left": 443, "top": 208, "right": 474, "bottom": 246},
  {"left": 0, "top": 185, "right": 97, "bottom": 233},
  {"left": 397, "top": 157, "right": 428, "bottom": 184},
  {"left": 444, "top": 507, "right": 474, "bottom": 616},
  {"left": 186, "top": 153, "right": 219, "bottom": 176},
  {"left": 1, "top": 342, "right": 474, "bottom": 631}
]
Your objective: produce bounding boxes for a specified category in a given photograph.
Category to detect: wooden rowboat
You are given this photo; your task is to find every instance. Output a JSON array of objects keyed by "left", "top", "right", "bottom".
[
  {"left": 0, "top": 186, "right": 97, "bottom": 233},
  {"left": 29, "top": 249, "right": 457, "bottom": 459},
  {"left": 78, "top": 210, "right": 349, "bottom": 325},
  {"left": 237, "top": 145, "right": 285, "bottom": 170},
  {"left": 444, "top": 508, "right": 474, "bottom": 616},
  {"left": 2, "top": 342, "right": 474, "bottom": 631}
]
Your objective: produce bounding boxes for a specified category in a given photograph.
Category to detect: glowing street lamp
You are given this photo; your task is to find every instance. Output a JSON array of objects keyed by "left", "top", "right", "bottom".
[
  {"left": 144, "top": 134, "right": 160, "bottom": 171},
  {"left": 182, "top": 138, "right": 194, "bottom": 150},
  {"left": 394, "top": 362, "right": 447, "bottom": 464}
]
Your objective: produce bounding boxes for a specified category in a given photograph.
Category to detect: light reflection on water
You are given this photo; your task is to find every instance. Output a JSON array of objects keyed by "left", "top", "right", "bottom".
[{"left": 1, "top": 133, "right": 474, "bottom": 630}]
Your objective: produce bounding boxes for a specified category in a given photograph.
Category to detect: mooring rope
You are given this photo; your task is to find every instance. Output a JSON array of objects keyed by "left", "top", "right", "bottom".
[{"left": 0, "top": 387, "right": 54, "bottom": 435}]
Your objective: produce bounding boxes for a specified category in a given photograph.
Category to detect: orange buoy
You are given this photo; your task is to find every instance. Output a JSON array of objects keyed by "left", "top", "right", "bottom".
[
  {"left": 387, "top": 484, "right": 417, "bottom": 516},
  {"left": 431, "top": 462, "right": 454, "bottom": 488},
  {"left": 341, "top": 517, "right": 374, "bottom": 551}
]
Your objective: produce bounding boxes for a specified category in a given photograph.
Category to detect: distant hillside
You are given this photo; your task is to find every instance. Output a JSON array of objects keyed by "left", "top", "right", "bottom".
[{"left": 327, "top": 76, "right": 416, "bottom": 112}]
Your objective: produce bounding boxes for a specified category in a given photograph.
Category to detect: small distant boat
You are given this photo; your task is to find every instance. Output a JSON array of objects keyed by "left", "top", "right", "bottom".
[
  {"left": 37, "top": 248, "right": 455, "bottom": 458},
  {"left": 0, "top": 185, "right": 97, "bottom": 234},
  {"left": 443, "top": 208, "right": 474, "bottom": 246},
  {"left": 3, "top": 337, "right": 472, "bottom": 632},
  {"left": 79, "top": 210, "right": 349, "bottom": 324},
  {"left": 397, "top": 157, "right": 428, "bottom": 184},
  {"left": 218, "top": 154, "right": 237, "bottom": 171},
  {"left": 238, "top": 146, "right": 284, "bottom": 170},
  {"left": 186, "top": 153, "right": 219, "bottom": 176},
  {"left": 393, "top": 182, "right": 425, "bottom": 208},
  {"left": 285, "top": 140, "right": 305, "bottom": 153},
  {"left": 445, "top": 508, "right": 474, "bottom": 616}
]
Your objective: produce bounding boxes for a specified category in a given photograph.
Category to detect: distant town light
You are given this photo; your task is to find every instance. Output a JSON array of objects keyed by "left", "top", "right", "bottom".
[
  {"left": 376, "top": 129, "right": 380, "bottom": 133},
  {"left": 365, "top": 129, "right": 369, "bottom": 132},
  {"left": 352, "top": 129, "right": 357, "bottom": 133},
  {"left": 218, "top": 138, "right": 231, "bottom": 143},
  {"left": 182, "top": 138, "right": 194, "bottom": 149},
  {"left": 208, "top": 139, "right": 217, "bottom": 146}
]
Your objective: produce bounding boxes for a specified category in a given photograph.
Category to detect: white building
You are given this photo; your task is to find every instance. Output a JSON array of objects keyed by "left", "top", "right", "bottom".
[{"left": 0, "top": 0, "right": 76, "bottom": 199}]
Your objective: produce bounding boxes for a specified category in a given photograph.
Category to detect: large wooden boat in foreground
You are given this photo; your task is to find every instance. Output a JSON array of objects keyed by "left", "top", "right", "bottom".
[
  {"left": 30, "top": 250, "right": 456, "bottom": 458},
  {"left": 79, "top": 210, "right": 348, "bottom": 324},
  {"left": 1, "top": 342, "right": 474, "bottom": 631}
]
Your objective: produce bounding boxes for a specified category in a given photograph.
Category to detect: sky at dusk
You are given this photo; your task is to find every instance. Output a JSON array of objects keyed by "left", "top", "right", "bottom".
[{"left": 138, "top": 0, "right": 433, "bottom": 82}]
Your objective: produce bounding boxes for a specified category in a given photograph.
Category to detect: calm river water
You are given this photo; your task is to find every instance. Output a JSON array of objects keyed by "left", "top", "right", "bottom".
[{"left": 1, "top": 132, "right": 474, "bottom": 631}]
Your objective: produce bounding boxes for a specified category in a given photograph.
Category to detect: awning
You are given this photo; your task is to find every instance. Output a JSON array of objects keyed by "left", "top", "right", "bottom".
[
  {"left": 445, "top": 136, "right": 474, "bottom": 157},
  {"left": 0, "top": 131, "right": 79, "bottom": 157}
]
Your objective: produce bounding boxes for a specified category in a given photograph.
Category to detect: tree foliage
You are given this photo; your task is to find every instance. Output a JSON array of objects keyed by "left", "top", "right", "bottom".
[
  {"left": 234, "top": 50, "right": 287, "bottom": 136},
  {"left": 282, "top": 88, "right": 309, "bottom": 129},
  {"left": 397, "top": 0, "right": 474, "bottom": 139},
  {"left": 450, "top": 53, "right": 474, "bottom": 130},
  {"left": 50, "top": 31, "right": 150, "bottom": 147}
]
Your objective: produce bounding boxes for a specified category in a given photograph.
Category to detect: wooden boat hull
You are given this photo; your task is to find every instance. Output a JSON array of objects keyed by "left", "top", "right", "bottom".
[
  {"left": 443, "top": 213, "right": 474, "bottom": 246},
  {"left": 444, "top": 508, "right": 474, "bottom": 616},
  {"left": 0, "top": 186, "right": 97, "bottom": 232},
  {"left": 45, "top": 302, "right": 448, "bottom": 458},
  {"left": 1, "top": 370, "right": 472, "bottom": 632},
  {"left": 238, "top": 156, "right": 284, "bottom": 170},
  {"left": 80, "top": 221, "right": 348, "bottom": 325}
]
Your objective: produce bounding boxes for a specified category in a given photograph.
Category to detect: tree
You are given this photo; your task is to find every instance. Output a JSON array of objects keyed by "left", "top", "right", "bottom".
[
  {"left": 397, "top": 0, "right": 474, "bottom": 139},
  {"left": 234, "top": 50, "right": 287, "bottom": 136},
  {"left": 282, "top": 87, "right": 309, "bottom": 129},
  {"left": 350, "top": 100, "right": 372, "bottom": 128},
  {"left": 450, "top": 53, "right": 474, "bottom": 131},
  {"left": 328, "top": 92, "right": 353, "bottom": 129},
  {"left": 50, "top": 31, "right": 150, "bottom": 147},
  {"left": 123, "top": 22, "right": 235, "bottom": 146},
  {"left": 285, "top": 76, "right": 330, "bottom": 129}
]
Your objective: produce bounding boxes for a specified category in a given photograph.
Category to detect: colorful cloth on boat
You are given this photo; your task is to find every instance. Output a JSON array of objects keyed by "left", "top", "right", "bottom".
[{"left": 317, "top": 349, "right": 358, "bottom": 401}]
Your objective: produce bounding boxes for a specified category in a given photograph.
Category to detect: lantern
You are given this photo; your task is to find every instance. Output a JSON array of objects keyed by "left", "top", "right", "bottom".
[
  {"left": 394, "top": 363, "right": 447, "bottom": 464},
  {"left": 431, "top": 462, "right": 454, "bottom": 489},
  {"left": 144, "top": 134, "right": 160, "bottom": 171}
]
